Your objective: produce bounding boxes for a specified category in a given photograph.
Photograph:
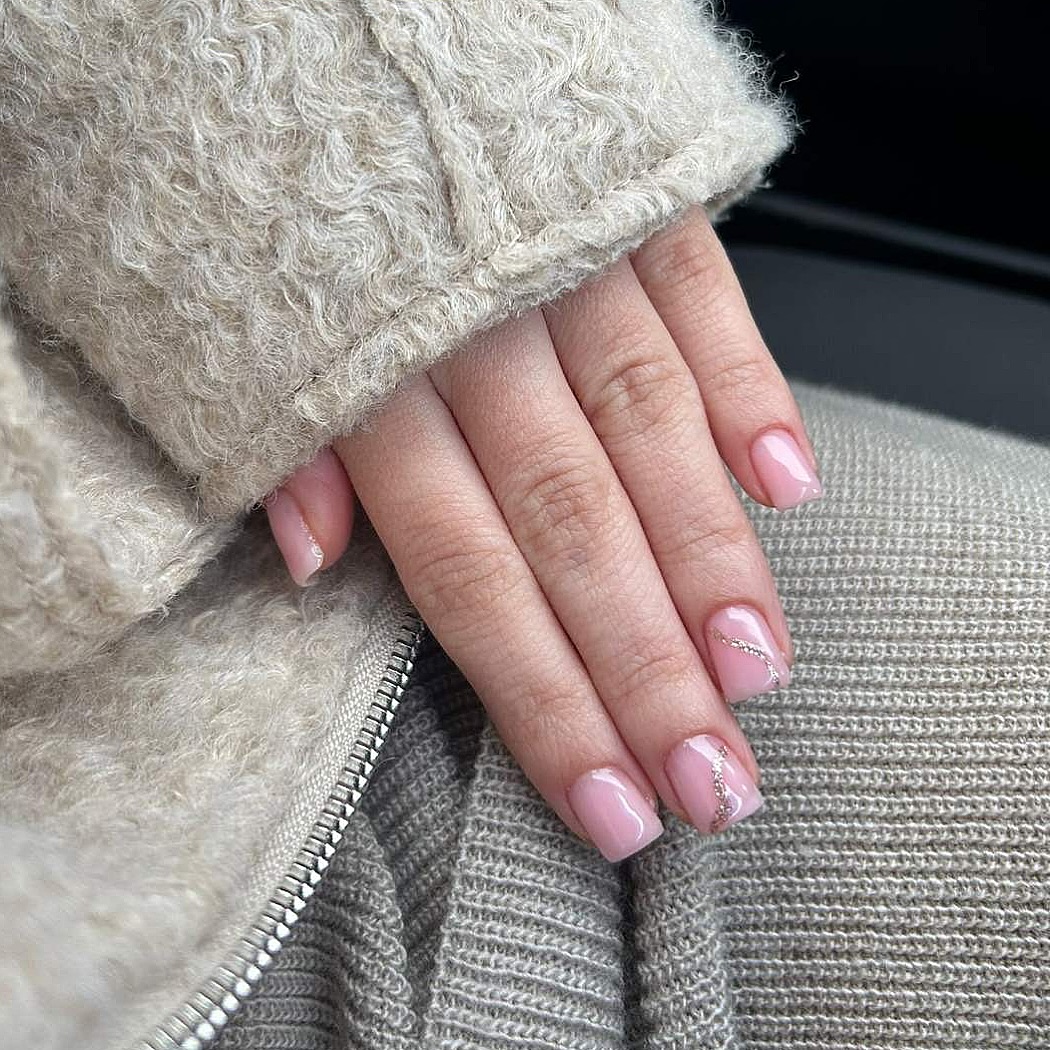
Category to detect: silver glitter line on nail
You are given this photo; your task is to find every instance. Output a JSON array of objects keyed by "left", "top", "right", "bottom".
[
  {"left": 710, "top": 626, "right": 781, "bottom": 688},
  {"left": 710, "top": 742, "right": 731, "bottom": 833}
]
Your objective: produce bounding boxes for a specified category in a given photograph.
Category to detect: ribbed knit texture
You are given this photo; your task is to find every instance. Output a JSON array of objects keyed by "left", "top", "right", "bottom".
[
  {"left": 214, "top": 382, "right": 1050, "bottom": 1050},
  {"left": 0, "top": 0, "right": 788, "bottom": 516}
]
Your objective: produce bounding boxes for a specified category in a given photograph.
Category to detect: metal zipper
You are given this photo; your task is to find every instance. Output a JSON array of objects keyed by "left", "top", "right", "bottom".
[{"left": 137, "top": 611, "right": 426, "bottom": 1050}]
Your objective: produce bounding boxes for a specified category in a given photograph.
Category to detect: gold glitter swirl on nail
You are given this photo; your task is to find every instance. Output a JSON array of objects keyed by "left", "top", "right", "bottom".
[
  {"left": 710, "top": 626, "right": 781, "bottom": 688},
  {"left": 710, "top": 743, "right": 731, "bottom": 834}
]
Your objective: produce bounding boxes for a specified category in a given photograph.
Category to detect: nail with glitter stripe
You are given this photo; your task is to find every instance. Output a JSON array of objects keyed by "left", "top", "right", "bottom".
[
  {"left": 665, "top": 734, "right": 763, "bottom": 835},
  {"left": 706, "top": 605, "right": 791, "bottom": 703}
]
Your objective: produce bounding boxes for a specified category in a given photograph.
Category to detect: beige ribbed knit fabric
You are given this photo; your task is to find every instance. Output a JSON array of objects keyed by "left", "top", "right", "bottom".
[{"left": 214, "top": 381, "right": 1050, "bottom": 1050}]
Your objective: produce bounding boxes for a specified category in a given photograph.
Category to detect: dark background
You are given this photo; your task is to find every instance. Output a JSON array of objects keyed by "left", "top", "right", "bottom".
[
  {"left": 723, "top": 1, "right": 1049, "bottom": 254},
  {"left": 714, "top": 1, "right": 1050, "bottom": 441}
]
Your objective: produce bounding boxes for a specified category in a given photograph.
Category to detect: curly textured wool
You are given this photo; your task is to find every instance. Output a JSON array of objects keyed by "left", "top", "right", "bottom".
[
  {"left": 0, "top": 508, "right": 413, "bottom": 1050},
  {"left": 0, "top": 0, "right": 789, "bottom": 516},
  {"left": 212, "top": 382, "right": 1050, "bottom": 1050},
  {"left": 0, "top": 289, "right": 235, "bottom": 675}
]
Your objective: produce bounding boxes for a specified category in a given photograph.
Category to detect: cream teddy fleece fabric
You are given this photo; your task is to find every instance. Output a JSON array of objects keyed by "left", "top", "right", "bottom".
[
  {"left": 0, "top": 0, "right": 790, "bottom": 517},
  {"left": 0, "top": 286, "right": 235, "bottom": 676},
  {"left": 0, "top": 506, "right": 415, "bottom": 1050}
]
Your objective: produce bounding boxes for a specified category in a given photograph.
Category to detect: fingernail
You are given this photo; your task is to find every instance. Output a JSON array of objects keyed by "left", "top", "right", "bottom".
[
  {"left": 567, "top": 767, "right": 664, "bottom": 862},
  {"left": 750, "top": 428, "right": 823, "bottom": 510},
  {"left": 665, "top": 734, "right": 763, "bottom": 834},
  {"left": 706, "top": 605, "right": 791, "bottom": 703},
  {"left": 264, "top": 488, "right": 324, "bottom": 587}
]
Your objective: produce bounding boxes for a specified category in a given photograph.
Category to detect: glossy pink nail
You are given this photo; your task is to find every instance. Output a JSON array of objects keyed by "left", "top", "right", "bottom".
[
  {"left": 567, "top": 767, "right": 664, "bottom": 862},
  {"left": 706, "top": 605, "right": 791, "bottom": 703},
  {"left": 666, "top": 734, "right": 763, "bottom": 834},
  {"left": 750, "top": 428, "right": 823, "bottom": 510},
  {"left": 264, "top": 488, "right": 324, "bottom": 587}
]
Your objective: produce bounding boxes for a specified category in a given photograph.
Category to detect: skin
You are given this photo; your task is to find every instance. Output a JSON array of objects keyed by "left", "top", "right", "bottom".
[{"left": 266, "top": 205, "right": 820, "bottom": 845}]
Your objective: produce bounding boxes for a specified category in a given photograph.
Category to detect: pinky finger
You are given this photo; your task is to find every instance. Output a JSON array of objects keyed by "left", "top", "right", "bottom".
[{"left": 265, "top": 446, "right": 355, "bottom": 585}]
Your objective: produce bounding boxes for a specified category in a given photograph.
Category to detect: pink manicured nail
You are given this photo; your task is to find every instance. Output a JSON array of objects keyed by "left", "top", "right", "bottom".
[
  {"left": 567, "top": 767, "right": 664, "bottom": 862},
  {"left": 750, "top": 428, "right": 823, "bottom": 510},
  {"left": 264, "top": 488, "right": 324, "bottom": 587},
  {"left": 706, "top": 605, "right": 791, "bottom": 703},
  {"left": 666, "top": 734, "right": 763, "bottom": 834}
]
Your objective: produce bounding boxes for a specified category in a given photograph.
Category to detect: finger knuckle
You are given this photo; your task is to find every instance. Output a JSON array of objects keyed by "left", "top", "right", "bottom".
[
  {"left": 410, "top": 531, "right": 525, "bottom": 624},
  {"left": 650, "top": 221, "right": 724, "bottom": 299},
  {"left": 588, "top": 351, "right": 694, "bottom": 436},
  {"left": 511, "top": 451, "right": 615, "bottom": 563},
  {"left": 659, "top": 507, "right": 755, "bottom": 565},
  {"left": 502, "top": 685, "right": 582, "bottom": 753},
  {"left": 700, "top": 350, "right": 771, "bottom": 402},
  {"left": 633, "top": 211, "right": 747, "bottom": 336}
]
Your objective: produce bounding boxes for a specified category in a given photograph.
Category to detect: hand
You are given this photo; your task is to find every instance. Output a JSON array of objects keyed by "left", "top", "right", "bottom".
[{"left": 264, "top": 205, "right": 823, "bottom": 861}]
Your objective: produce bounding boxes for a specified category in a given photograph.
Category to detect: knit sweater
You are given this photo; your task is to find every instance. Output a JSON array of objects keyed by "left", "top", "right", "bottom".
[{"left": 2, "top": 3, "right": 1048, "bottom": 1050}]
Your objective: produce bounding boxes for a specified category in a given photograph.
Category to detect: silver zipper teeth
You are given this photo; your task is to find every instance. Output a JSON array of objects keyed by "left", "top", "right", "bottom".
[{"left": 137, "top": 613, "right": 426, "bottom": 1050}]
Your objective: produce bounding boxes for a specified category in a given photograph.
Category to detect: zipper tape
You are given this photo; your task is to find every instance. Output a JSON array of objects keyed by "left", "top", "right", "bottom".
[{"left": 136, "top": 612, "right": 426, "bottom": 1050}]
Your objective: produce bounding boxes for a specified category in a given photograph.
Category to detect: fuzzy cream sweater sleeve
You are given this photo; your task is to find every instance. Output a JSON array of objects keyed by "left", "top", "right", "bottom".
[{"left": 0, "top": 0, "right": 790, "bottom": 518}]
